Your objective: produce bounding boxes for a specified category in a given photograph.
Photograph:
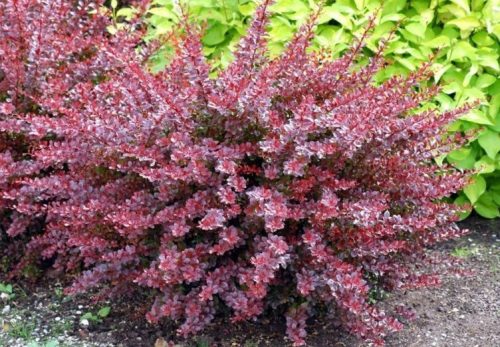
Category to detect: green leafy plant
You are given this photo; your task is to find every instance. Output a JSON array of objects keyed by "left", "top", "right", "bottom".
[
  {"left": 7, "top": 320, "right": 35, "bottom": 340},
  {"left": 368, "top": 287, "right": 389, "bottom": 305},
  {"left": 451, "top": 245, "right": 480, "bottom": 257},
  {"left": 80, "top": 306, "right": 112, "bottom": 325},
  {"left": 51, "top": 319, "right": 73, "bottom": 336},
  {"left": 143, "top": 0, "right": 500, "bottom": 218},
  {"left": 52, "top": 285, "right": 71, "bottom": 303},
  {"left": 0, "top": 282, "right": 14, "bottom": 300},
  {"left": 0, "top": 282, "right": 13, "bottom": 295},
  {"left": 53, "top": 287, "right": 64, "bottom": 300}
]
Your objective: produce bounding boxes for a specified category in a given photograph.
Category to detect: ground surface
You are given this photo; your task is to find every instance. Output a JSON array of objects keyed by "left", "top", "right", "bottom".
[{"left": 0, "top": 216, "right": 499, "bottom": 347}]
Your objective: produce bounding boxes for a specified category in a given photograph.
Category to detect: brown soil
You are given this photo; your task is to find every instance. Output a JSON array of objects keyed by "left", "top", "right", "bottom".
[{"left": 1, "top": 216, "right": 499, "bottom": 347}]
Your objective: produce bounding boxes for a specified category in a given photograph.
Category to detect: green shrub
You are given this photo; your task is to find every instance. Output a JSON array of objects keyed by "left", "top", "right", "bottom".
[{"left": 141, "top": 0, "right": 500, "bottom": 218}]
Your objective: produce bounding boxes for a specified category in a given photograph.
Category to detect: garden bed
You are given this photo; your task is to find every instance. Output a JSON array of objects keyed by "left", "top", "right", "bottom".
[{"left": 1, "top": 216, "right": 499, "bottom": 347}]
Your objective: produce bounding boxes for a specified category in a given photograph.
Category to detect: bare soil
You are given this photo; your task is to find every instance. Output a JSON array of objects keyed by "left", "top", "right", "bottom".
[{"left": 1, "top": 216, "right": 499, "bottom": 347}]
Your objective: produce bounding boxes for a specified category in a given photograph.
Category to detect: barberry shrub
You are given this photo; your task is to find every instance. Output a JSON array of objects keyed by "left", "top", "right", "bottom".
[
  {"left": 1, "top": 0, "right": 471, "bottom": 346},
  {"left": 0, "top": 0, "right": 113, "bottom": 238}
]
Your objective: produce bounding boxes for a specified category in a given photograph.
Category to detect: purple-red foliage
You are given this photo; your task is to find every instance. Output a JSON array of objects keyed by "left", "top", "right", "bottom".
[
  {"left": 0, "top": 0, "right": 113, "bottom": 237},
  {"left": 1, "top": 1, "right": 471, "bottom": 345}
]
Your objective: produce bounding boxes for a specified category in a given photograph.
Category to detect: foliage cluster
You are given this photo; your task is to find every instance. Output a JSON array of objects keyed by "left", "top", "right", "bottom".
[
  {"left": 143, "top": 0, "right": 500, "bottom": 218},
  {"left": 1, "top": 0, "right": 470, "bottom": 346},
  {"left": 80, "top": 306, "right": 112, "bottom": 325}
]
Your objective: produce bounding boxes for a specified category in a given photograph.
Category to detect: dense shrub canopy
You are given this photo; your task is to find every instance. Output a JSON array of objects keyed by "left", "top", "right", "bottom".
[
  {"left": 145, "top": 0, "right": 500, "bottom": 219},
  {"left": 1, "top": 0, "right": 470, "bottom": 346}
]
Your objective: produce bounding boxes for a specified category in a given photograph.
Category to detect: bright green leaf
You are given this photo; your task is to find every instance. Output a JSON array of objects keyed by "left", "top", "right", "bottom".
[
  {"left": 475, "top": 74, "right": 496, "bottom": 89},
  {"left": 459, "top": 87, "right": 485, "bottom": 103},
  {"left": 98, "top": 306, "right": 111, "bottom": 318},
  {"left": 471, "top": 0, "right": 486, "bottom": 11},
  {"left": 488, "top": 77, "right": 500, "bottom": 93},
  {"left": 477, "top": 51, "right": 500, "bottom": 71},
  {"left": 399, "top": 28, "right": 420, "bottom": 43},
  {"left": 381, "top": 13, "right": 406, "bottom": 22},
  {"left": 478, "top": 129, "right": 500, "bottom": 158},
  {"left": 354, "top": 0, "right": 365, "bottom": 10},
  {"left": 450, "top": 0, "right": 470, "bottom": 13},
  {"left": 148, "top": 7, "right": 177, "bottom": 19},
  {"left": 442, "top": 26, "right": 460, "bottom": 39},
  {"left": 489, "top": 113, "right": 500, "bottom": 132},
  {"left": 442, "top": 81, "right": 462, "bottom": 94},
  {"left": 238, "top": 3, "right": 256, "bottom": 16},
  {"left": 419, "top": 9, "right": 435, "bottom": 24},
  {"left": 438, "top": 4, "right": 467, "bottom": 19},
  {"left": 491, "top": 23, "right": 500, "bottom": 41},
  {"left": 80, "top": 312, "right": 95, "bottom": 321},
  {"left": 489, "top": 93, "right": 500, "bottom": 119},
  {"left": 116, "top": 8, "right": 137, "bottom": 19},
  {"left": 454, "top": 193, "right": 472, "bottom": 220},
  {"left": 490, "top": 182, "right": 500, "bottom": 205},
  {"left": 269, "top": 17, "right": 294, "bottom": 42},
  {"left": 424, "top": 35, "right": 451, "bottom": 48},
  {"left": 474, "top": 155, "right": 496, "bottom": 173},
  {"left": 405, "top": 22, "right": 427, "bottom": 38},
  {"left": 449, "top": 41, "right": 476, "bottom": 61},
  {"left": 463, "top": 64, "right": 478, "bottom": 86},
  {"left": 219, "top": 48, "right": 234, "bottom": 68},
  {"left": 318, "top": 6, "right": 353, "bottom": 29},
  {"left": 435, "top": 153, "right": 447, "bottom": 166},
  {"left": 202, "top": 23, "right": 228, "bottom": 46},
  {"left": 464, "top": 175, "right": 486, "bottom": 204},
  {"left": 106, "top": 25, "right": 118, "bottom": 35},
  {"left": 460, "top": 109, "right": 494, "bottom": 125},
  {"left": 412, "top": 0, "right": 431, "bottom": 12},
  {"left": 271, "top": 0, "right": 309, "bottom": 14},
  {"left": 0, "top": 283, "right": 13, "bottom": 294},
  {"left": 433, "top": 64, "right": 452, "bottom": 83},
  {"left": 316, "top": 27, "right": 347, "bottom": 47},
  {"left": 447, "top": 146, "right": 478, "bottom": 169},
  {"left": 435, "top": 92, "right": 455, "bottom": 109},
  {"left": 472, "top": 31, "right": 496, "bottom": 46},
  {"left": 474, "top": 192, "right": 500, "bottom": 218},
  {"left": 448, "top": 147, "right": 473, "bottom": 161},
  {"left": 382, "top": 0, "right": 407, "bottom": 15},
  {"left": 447, "top": 16, "right": 481, "bottom": 32},
  {"left": 394, "top": 56, "right": 417, "bottom": 71}
]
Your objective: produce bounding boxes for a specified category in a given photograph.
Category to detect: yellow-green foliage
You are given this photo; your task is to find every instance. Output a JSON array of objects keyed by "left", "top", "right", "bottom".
[{"left": 139, "top": 0, "right": 499, "bottom": 218}]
